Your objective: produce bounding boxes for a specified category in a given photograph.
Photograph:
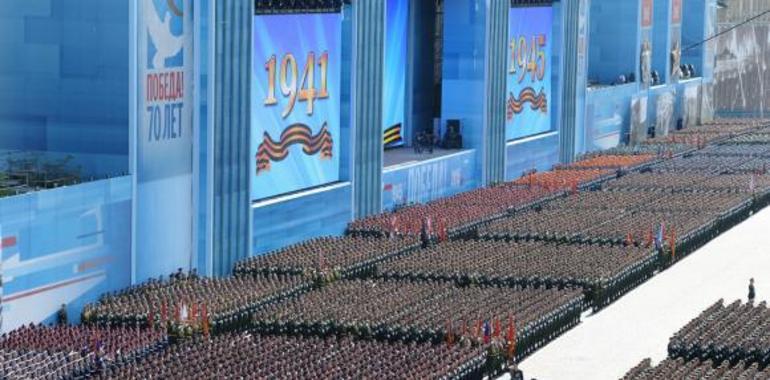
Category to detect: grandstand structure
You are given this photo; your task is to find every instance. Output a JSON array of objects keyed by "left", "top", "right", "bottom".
[{"left": 5, "top": 0, "right": 770, "bottom": 378}]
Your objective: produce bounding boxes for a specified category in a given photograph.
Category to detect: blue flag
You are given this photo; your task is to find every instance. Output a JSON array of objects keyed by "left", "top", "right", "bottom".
[{"left": 654, "top": 222, "right": 665, "bottom": 251}]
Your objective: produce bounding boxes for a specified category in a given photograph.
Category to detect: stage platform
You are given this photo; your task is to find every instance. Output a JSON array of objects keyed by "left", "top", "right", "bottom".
[
  {"left": 383, "top": 146, "right": 466, "bottom": 168},
  {"left": 506, "top": 207, "right": 770, "bottom": 380}
]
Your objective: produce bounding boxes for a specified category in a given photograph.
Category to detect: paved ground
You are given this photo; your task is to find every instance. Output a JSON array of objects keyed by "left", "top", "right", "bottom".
[{"left": 511, "top": 207, "right": 770, "bottom": 380}]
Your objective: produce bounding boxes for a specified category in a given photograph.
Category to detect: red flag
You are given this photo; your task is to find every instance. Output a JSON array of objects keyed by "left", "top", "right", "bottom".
[
  {"left": 669, "top": 228, "right": 677, "bottom": 259},
  {"left": 626, "top": 232, "right": 634, "bottom": 246},
  {"left": 461, "top": 319, "right": 467, "bottom": 337},
  {"left": 475, "top": 319, "right": 483, "bottom": 338},
  {"left": 201, "top": 304, "right": 210, "bottom": 336},
  {"left": 160, "top": 303, "right": 168, "bottom": 324},
  {"left": 174, "top": 303, "right": 181, "bottom": 322},
  {"left": 645, "top": 229, "right": 654, "bottom": 248},
  {"left": 507, "top": 315, "right": 516, "bottom": 360},
  {"left": 493, "top": 319, "right": 501, "bottom": 337},
  {"left": 147, "top": 308, "right": 154, "bottom": 329},
  {"left": 190, "top": 303, "right": 198, "bottom": 322}
]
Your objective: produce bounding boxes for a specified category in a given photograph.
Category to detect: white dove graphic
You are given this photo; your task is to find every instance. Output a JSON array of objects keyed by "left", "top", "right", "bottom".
[{"left": 145, "top": 0, "right": 184, "bottom": 69}]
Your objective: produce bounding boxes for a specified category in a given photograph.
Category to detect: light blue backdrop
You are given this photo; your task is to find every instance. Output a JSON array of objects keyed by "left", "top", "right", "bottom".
[
  {"left": 0, "top": 177, "right": 132, "bottom": 332},
  {"left": 383, "top": 0, "right": 408, "bottom": 148},
  {"left": 251, "top": 13, "right": 342, "bottom": 200},
  {"left": 0, "top": 0, "right": 129, "bottom": 178}
]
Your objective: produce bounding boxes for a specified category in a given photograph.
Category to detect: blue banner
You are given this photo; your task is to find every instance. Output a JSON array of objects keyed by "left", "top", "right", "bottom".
[
  {"left": 251, "top": 14, "right": 342, "bottom": 201},
  {"left": 506, "top": 7, "right": 553, "bottom": 140},
  {"left": 382, "top": 150, "right": 478, "bottom": 210},
  {"left": 135, "top": 0, "right": 194, "bottom": 281},
  {"left": 383, "top": 0, "right": 408, "bottom": 148}
]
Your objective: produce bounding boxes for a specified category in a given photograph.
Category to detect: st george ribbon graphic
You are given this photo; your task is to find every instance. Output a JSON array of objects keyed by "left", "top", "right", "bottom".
[
  {"left": 506, "top": 87, "right": 548, "bottom": 122},
  {"left": 251, "top": 13, "right": 342, "bottom": 200},
  {"left": 256, "top": 123, "right": 334, "bottom": 174}
]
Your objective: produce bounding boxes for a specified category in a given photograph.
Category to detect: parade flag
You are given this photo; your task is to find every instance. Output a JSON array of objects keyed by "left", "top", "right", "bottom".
[
  {"left": 645, "top": 229, "right": 653, "bottom": 248},
  {"left": 669, "top": 228, "right": 677, "bottom": 259},
  {"left": 483, "top": 320, "right": 491, "bottom": 344},
  {"left": 201, "top": 303, "right": 210, "bottom": 336},
  {"left": 147, "top": 308, "right": 154, "bottom": 329},
  {"left": 507, "top": 315, "right": 516, "bottom": 360},
  {"left": 654, "top": 222, "right": 665, "bottom": 251},
  {"left": 626, "top": 232, "right": 634, "bottom": 246},
  {"left": 475, "top": 319, "right": 483, "bottom": 338},
  {"left": 160, "top": 303, "right": 168, "bottom": 324},
  {"left": 493, "top": 318, "right": 502, "bottom": 337}
]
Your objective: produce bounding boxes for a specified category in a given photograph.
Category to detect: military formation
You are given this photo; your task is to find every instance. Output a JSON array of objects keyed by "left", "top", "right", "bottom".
[
  {"left": 480, "top": 179, "right": 756, "bottom": 250},
  {"left": 252, "top": 279, "right": 583, "bottom": 351},
  {"left": 232, "top": 235, "right": 420, "bottom": 279},
  {"left": 508, "top": 168, "right": 616, "bottom": 190},
  {"left": 0, "top": 324, "right": 167, "bottom": 380},
  {"left": 82, "top": 273, "right": 311, "bottom": 335},
  {"left": 668, "top": 300, "right": 770, "bottom": 367},
  {"left": 376, "top": 240, "right": 657, "bottom": 308},
  {"left": 4, "top": 118, "right": 770, "bottom": 379},
  {"left": 347, "top": 185, "right": 560, "bottom": 237},
  {"left": 621, "top": 358, "right": 770, "bottom": 379},
  {"left": 90, "top": 333, "right": 487, "bottom": 380},
  {"left": 556, "top": 154, "right": 655, "bottom": 170},
  {"left": 623, "top": 298, "right": 770, "bottom": 379},
  {"left": 605, "top": 171, "right": 770, "bottom": 193}
]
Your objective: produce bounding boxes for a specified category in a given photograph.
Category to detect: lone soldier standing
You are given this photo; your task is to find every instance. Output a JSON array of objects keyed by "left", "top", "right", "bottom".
[
  {"left": 57, "top": 303, "right": 68, "bottom": 325},
  {"left": 749, "top": 278, "right": 756, "bottom": 304}
]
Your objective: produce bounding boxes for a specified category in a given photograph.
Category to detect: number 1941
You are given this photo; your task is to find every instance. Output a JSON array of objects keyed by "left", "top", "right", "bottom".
[{"left": 264, "top": 51, "right": 330, "bottom": 118}]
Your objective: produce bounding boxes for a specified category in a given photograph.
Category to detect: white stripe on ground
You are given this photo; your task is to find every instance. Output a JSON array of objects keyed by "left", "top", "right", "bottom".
[{"left": 513, "top": 206, "right": 770, "bottom": 380}]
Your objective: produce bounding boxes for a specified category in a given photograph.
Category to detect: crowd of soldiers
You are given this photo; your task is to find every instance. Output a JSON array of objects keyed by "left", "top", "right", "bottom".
[
  {"left": 0, "top": 324, "right": 167, "bottom": 361},
  {"left": 479, "top": 183, "right": 753, "bottom": 250},
  {"left": 346, "top": 185, "right": 556, "bottom": 237},
  {"left": 725, "top": 132, "right": 770, "bottom": 145},
  {"left": 0, "top": 349, "right": 94, "bottom": 380},
  {"left": 82, "top": 273, "right": 311, "bottom": 335},
  {"left": 621, "top": 358, "right": 770, "bottom": 379},
  {"left": 90, "top": 333, "right": 487, "bottom": 380},
  {"left": 232, "top": 236, "right": 420, "bottom": 279},
  {"left": 699, "top": 144, "right": 770, "bottom": 158},
  {"left": 252, "top": 278, "right": 583, "bottom": 349},
  {"left": 623, "top": 297, "right": 770, "bottom": 379},
  {"left": 555, "top": 154, "right": 655, "bottom": 171},
  {"left": 3, "top": 118, "right": 770, "bottom": 378},
  {"left": 668, "top": 299, "right": 770, "bottom": 367},
  {"left": 598, "top": 142, "right": 694, "bottom": 157},
  {"left": 654, "top": 154, "right": 770, "bottom": 174},
  {"left": 0, "top": 324, "right": 167, "bottom": 379},
  {"left": 604, "top": 171, "right": 770, "bottom": 193},
  {"left": 508, "top": 168, "right": 615, "bottom": 190},
  {"left": 376, "top": 240, "right": 657, "bottom": 307}
]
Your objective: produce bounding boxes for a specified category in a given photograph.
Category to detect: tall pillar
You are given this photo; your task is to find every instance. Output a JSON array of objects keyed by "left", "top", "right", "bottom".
[
  {"left": 484, "top": 0, "right": 509, "bottom": 183},
  {"left": 212, "top": 0, "right": 252, "bottom": 276},
  {"left": 352, "top": 0, "right": 386, "bottom": 218},
  {"left": 560, "top": 0, "right": 582, "bottom": 162}
]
